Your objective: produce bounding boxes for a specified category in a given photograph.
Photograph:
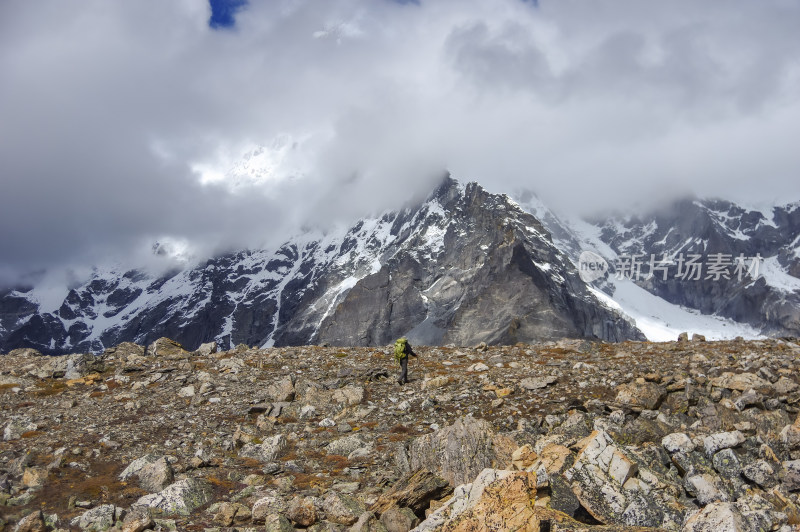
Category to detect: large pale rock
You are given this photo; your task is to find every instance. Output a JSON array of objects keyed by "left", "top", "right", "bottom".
[
  {"left": 703, "top": 431, "right": 745, "bottom": 457},
  {"left": 266, "top": 375, "right": 295, "bottom": 402},
  {"left": 147, "top": 337, "right": 189, "bottom": 358},
  {"left": 3, "top": 419, "right": 37, "bottom": 441},
  {"left": 136, "top": 456, "right": 174, "bottom": 493},
  {"left": 780, "top": 423, "right": 800, "bottom": 448},
  {"left": 104, "top": 342, "right": 146, "bottom": 360},
  {"left": 263, "top": 513, "right": 294, "bottom": 532},
  {"left": 782, "top": 459, "right": 800, "bottom": 491},
  {"left": 195, "top": 341, "right": 218, "bottom": 356},
  {"left": 409, "top": 416, "right": 504, "bottom": 486},
  {"left": 437, "top": 472, "right": 541, "bottom": 531},
  {"left": 210, "top": 501, "right": 251, "bottom": 526},
  {"left": 251, "top": 491, "right": 288, "bottom": 522},
  {"left": 133, "top": 478, "right": 213, "bottom": 516},
  {"left": 458, "top": 469, "right": 515, "bottom": 515},
  {"left": 683, "top": 502, "right": 747, "bottom": 532},
  {"left": 511, "top": 444, "right": 538, "bottom": 470},
  {"left": 287, "top": 496, "right": 318, "bottom": 527},
  {"left": 121, "top": 507, "right": 154, "bottom": 532},
  {"left": 709, "top": 372, "right": 770, "bottom": 392},
  {"left": 332, "top": 384, "right": 365, "bottom": 405},
  {"left": 662, "top": 433, "right": 695, "bottom": 454},
  {"left": 773, "top": 376, "right": 798, "bottom": 394},
  {"left": 30, "top": 352, "right": 99, "bottom": 379},
  {"left": 351, "top": 511, "right": 389, "bottom": 532},
  {"left": 608, "top": 450, "right": 638, "bottom": 486},
  {"left": 70, "top": 505, "right": 123, "bottom": 531},
  {"left": 565, "top": 430, "right": 681, "bottom": 528},
  {"left": 21, "top": 467, "right": 48, "bottom": 488},
  {"left": 686, "top": 474, "right": 727, "bottom": 505},
  {"left": 266, "top": 375, "right": 295, "bottom": 403},
  {"left": 380, "top": 506, "right": 420, "bottom": 532},
  {"left": 323, "top": 490, "right": 365, "bottom": 525},
  {"left": 239, "top": 434, "right": 287, "bottom": 462},
  {"left": 371, "top": 469, "right": 452, "bottom": 515},
  {"left": 14, "top": 510, "right": 47, "bottom": 532},
  {"left": 327, "top": 434, "right": 369, "bottom": 457},
  {"left": 535, "top": 444, "right": 572, "bottom": 475},
  {"left": 422, "top": 376, "right": 454, "bottom": 390},
  {"left": 120, "top": 453, "right": 173, "bottom": 492},
  {"left": 615, "top": 381, "right": 665, "bottom": 411},
  {"left": 520, "top": 375, "right": 557, "bottom": 390}
]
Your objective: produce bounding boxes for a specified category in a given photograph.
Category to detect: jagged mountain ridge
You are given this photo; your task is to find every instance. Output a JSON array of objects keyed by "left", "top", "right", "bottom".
[
  {"left": 591, "top": 198, "right": 800, "bottom": 336},
  {"left": 515, "top": 192, "right": 800, "bottom": 339},
  {"left": 0, "top": 178, "right": 642, "bottom": 355}
]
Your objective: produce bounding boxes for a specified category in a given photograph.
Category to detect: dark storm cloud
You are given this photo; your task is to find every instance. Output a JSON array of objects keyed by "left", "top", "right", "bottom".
[{"left": 1, "top": 0, "right": 799, "bottom": 285}]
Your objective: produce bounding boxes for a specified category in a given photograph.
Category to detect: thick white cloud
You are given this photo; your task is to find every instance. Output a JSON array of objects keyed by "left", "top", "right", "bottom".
[{"left": 2, "top": 0, "right": 799, "bottom": 283}]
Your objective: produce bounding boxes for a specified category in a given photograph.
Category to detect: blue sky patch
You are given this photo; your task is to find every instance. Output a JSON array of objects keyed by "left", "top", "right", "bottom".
[{"left": 209, "top": 0, "right": 248, "bottom": 29}]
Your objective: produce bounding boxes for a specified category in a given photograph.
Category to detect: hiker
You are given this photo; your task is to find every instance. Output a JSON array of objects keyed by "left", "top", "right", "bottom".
[{"left": 394, "top": 337, "right": 417, "bottom": 385}]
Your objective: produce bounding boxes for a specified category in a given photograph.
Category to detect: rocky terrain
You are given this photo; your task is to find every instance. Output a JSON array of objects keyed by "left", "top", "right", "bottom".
[{"left": 4, "top": 337, "right": 800, "bottom": 531}]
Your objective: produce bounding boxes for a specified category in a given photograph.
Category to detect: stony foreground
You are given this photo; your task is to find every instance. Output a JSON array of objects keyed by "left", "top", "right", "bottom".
[{"left": 2, "top": 337, "right": 800, "bottom": 531}]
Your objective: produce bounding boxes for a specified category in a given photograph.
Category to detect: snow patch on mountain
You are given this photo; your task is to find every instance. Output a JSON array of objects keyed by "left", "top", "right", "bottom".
[
  {"left": 590, "top": 279, "right": 761, "bottom": 342},
  {"left": 760, "top": 256, "right": 800, "bottom": 293}
]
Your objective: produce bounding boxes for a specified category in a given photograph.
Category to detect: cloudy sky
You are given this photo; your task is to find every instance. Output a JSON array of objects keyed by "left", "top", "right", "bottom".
[{"left": 2, "top": 0, "right": 800, "bottom": 285}]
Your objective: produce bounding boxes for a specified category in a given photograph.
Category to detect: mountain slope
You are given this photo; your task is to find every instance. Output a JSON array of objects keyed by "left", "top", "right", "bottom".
[
  {"left": 514, "top": 192, "right": 800, "bottom": 339},
  {"left": 0, "top": 177, "right": 643, "bottom": 355}
]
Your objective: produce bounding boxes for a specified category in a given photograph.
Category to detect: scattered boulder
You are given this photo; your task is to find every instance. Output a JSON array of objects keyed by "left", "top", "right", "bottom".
[
  {"left": 133, "top": 478, "right": 213, "bottom": 516},
  {"left": 614, "top": 381, "right": 665, "bottom": 411},
  {"left": 195, "top": 341, "right": 218, "bottom": 356},
  {"left": 511, "top": 444, "right": 537, "bottom": 470},
  {"left": 520, "top": 375, "right": 557, "bottom": 390},
  {"left": 14, "top": 510, "right": 47, "bottom": 532},
  {"left": 286, "top": 495, "right": 319, "bottom": 527},
  {"left": 710, "top": 372, "right": 770, "bottom": 392},
  {"left": 136, "top": 456, "right": 174, "bottom": 493},
  {"left": 683, "top": 501, "right": 747, "bottom": 531},
  {"left": 146, "top": 337, "right": 189, "bottom": 358},
  {"left": 266, "top": 375, "right": 295, "bottom": 402},
  {"left": 380, "top": 506, "right": 419, "bottom": 532},
  {"left": 409, "top": 417, "right": 504, "bottom": 487},
  {"left": 371, "top": 469, "right": 452, "bottom": 516},
  {"left": 239, "top": 434, "right": 287, "bottom": 462},
  {"left": 263, "top": 513, "right": 294, "bottom": 532},
  {"left": 434, "top": 471, "right": 541, "bottom": 531},
  {"left": 350, "top": 511, "right": 389, "bottom": 532},
  {"left": 773, "top": 376, "right": 798, "bottom": 394},
  {"left": 703, "top": 431, "right": 745, "bottom": 457},
  {"left": 70, "top": 504, "right": 123, "bottom": 531},
  {"left": 251, "top": 491, "right": 288, "bottom": 522},
  {"left": 21, "top": 467, "right": 48, "bottom": 488},
  {"left": 121, "top": 507, "right": 154, "bottom": 532},
  {"left": 782, "top": 459, "right": 800, "bottom": 491},
  {"left": 210, "top": 501, "right": 252, "bottom": 526},
  {"left": 662, "top": 433, "right": 695, "bottom": 454},
  {"left": 323, "top": 490, "right": 366, "bottom": 525}
]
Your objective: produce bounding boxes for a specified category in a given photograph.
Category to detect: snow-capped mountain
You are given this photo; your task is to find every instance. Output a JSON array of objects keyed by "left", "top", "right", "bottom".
[
  {"left": 514, "top": 191, "right": 800, "bottom": 341},
  {"left": 0, "top": 177, "right": 643, "bottom": 355}
]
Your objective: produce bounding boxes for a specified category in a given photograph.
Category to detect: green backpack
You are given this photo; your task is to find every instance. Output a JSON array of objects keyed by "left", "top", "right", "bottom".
[{"left": 394, "top": 337, "right": 409, "bottom": 363}]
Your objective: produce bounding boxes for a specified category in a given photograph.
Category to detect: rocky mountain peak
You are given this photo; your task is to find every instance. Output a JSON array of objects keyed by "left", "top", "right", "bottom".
[{"left": 0, "top": 178, "right": 643, "bottom": 356}]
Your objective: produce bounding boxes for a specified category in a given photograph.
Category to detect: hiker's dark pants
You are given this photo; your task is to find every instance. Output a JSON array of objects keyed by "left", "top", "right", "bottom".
[{"left": 399, "top": 356, "right": 408, "bottom": 383}]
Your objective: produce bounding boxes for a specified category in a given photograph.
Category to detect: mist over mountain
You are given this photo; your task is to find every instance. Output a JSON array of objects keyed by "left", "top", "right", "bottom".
[{"left": 1, "top": 176, "right": 798, "bottom": 356}]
